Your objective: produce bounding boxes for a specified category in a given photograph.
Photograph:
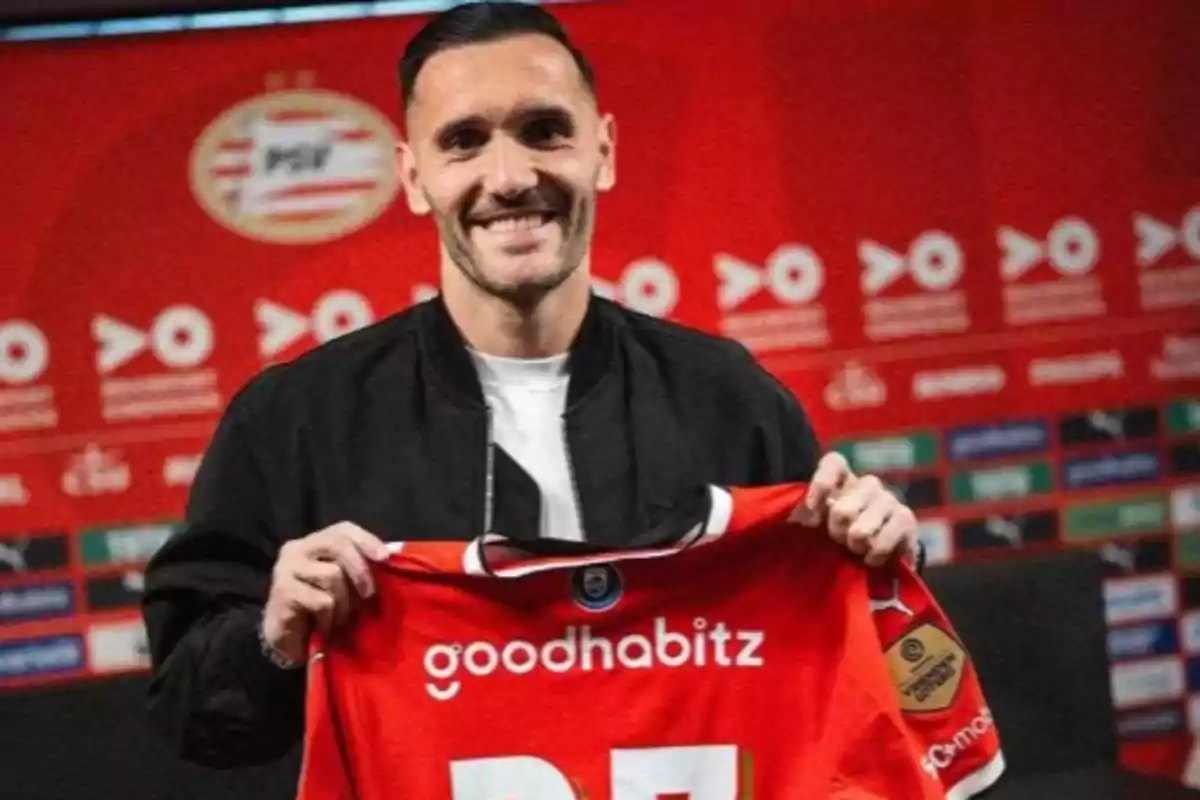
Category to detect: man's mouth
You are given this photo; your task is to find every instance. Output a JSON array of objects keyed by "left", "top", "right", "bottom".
[{"left": 470, "top": 211, "right": 559, "bottom": 233}]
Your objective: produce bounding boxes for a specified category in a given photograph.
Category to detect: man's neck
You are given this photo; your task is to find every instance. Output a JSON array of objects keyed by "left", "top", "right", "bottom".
[{"left": 441, "top": 268, "right": 592, "bottom": 359}]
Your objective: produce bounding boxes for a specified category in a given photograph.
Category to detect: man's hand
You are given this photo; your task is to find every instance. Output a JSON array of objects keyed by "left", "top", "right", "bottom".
[
  {"left": 261, "top": 522, "right": 389, "bottom": 665},
  {"left": 799, "top": 452, "right": 918, "bottom": 567}
]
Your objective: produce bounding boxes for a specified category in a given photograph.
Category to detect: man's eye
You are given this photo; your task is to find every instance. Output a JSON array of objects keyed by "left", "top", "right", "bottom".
[
  {"left": 521, "top": 117, "right": 571, "bottom": 147},
  {"left": 447, "top": 129, "right": 488, "bottom": 152}
]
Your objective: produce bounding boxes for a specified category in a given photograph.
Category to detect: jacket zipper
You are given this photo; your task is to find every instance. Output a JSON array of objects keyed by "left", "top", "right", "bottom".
[
  {"left": 483, "top": 406, "right": 495, "bottom": 535},
  {"left": 560, "top": 413, "right": 587, "bottom": 541}
]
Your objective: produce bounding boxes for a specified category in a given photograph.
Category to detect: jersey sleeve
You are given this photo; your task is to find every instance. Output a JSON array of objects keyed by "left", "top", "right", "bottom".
[
  {"left": 865, "top": 562, "right": 1007, "bottom": 799},
  {"left": 296, "top": 646, "right": 355, "bottom": 800}
]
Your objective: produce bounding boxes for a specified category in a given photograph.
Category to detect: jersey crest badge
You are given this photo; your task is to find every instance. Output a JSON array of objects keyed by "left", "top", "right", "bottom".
[{"left": 571, "top": 564, "right": 623, "bottom": 612}]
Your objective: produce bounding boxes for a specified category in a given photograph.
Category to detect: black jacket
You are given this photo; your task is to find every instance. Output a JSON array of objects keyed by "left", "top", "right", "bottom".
[{"left": 142, "top": 294, "right": 821, "bottom": 768}]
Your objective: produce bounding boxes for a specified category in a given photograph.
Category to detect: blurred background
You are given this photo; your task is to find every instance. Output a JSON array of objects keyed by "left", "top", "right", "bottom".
[{"left": 0, "top": 0, "right": 1197, "bottom": 797}]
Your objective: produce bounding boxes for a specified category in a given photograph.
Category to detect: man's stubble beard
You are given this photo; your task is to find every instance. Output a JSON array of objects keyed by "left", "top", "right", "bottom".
[{"left": 436, "top": 194, "right": 597, "bottom": 312}]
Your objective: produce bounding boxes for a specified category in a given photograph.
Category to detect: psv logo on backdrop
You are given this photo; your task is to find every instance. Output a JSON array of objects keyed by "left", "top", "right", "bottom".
[
  {"left": 255, "top": 290, "right": 374, "bottom": 360},
  {"left": 189, "top": 81, "right": 400, "bottom": 245},
  {"left": 0, "top": 319, "right": 58, "bottom": 433},
  {"left": 857, "top": 230, "right": 969, "bottom": 342},
  {"left": 91, "top": 305, "right": 220, "bottom": 422},
  {"left": 714, "top": 243, "right": 830, "bottom": 354},
  {"left": 997, "top": 216, "right": 1105, "bottom": 325},
  {"left": 1134, "top": 206, "right": 1200, "bottom": 312}
]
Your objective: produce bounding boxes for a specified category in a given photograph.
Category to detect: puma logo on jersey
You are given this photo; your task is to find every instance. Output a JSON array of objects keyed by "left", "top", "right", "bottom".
[
  {"left": 423, "top": 617, "right": 765, "bottom": 702},
  {"left": 868, "top": 577, "right": 915, "bottom": 618}
]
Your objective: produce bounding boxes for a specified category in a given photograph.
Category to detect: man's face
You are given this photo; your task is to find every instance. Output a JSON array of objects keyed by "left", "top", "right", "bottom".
[{"left": 398, "top": 34, "right": 615, "bottom": 306}]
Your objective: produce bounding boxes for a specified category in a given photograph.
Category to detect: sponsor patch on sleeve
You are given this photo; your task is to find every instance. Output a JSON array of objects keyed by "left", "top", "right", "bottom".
[{"left": 884, "top": 622, "right": 966, "bottom": 713}]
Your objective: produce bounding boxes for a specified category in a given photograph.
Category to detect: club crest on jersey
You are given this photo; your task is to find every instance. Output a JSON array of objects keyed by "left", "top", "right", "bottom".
[{"left": 571, "top": 564, "right": 623, "bottom": 612}]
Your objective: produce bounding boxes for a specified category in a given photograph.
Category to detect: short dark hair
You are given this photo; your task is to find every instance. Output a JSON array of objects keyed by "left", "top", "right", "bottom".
[{"left": 398, "top": 2, "right": 596, "bottom": 112}]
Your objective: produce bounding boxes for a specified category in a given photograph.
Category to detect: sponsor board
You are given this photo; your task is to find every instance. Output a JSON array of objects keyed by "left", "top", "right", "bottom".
[
  {"left": 1172, "top": 442, "right": 1200, "bottom": 476},
  {"left": 1177, "top": 536, "right": 1200, "bottom": 571},
  {"left": 1107, "top": 621, "right": 1179, "bottom": 662},
  {"left": 950, "top": 462, "right": 1052, "bottom": 504},
  {"left": 1061, "top": 450, "right": 1161, "bottom": 490},
  {"left": 1059, "top": 407, "right": 1159, "bottom": 446},
  {"left": 85, "top": 572, "right": 144, "bottom": 612},
  {"left": 78, "top": 523, "right": 178, "bottom": 567},
  {"left": 915, "top": 520, "right": 953, "bottom": 566},
  {"left": 1064, "top": 494, "right": 1168, "bottom": 541},
  {"left": 944, "top": 420, "right": 1048, "bottom": 463},
  {"left": 1028, "top": 351, "right": 1123, "bottom": 387},
  {"left": 1117, "top": 704, "right": 1186, "bottom": 738},
  {"left": 1190, "top": 695, "right": 1200, "bottom": 733},
  {"left": 1110, "top": 657, "right": 1185, "bottom": 709},
  {"left": 911, "top": 365, "right": 1005, "bottom": 401},
  {"left": 0, "top": 533, "right": 70, "bottom": 574},
  {"left": 956, "top": 511, "right": 1057, "bottom": 552},
  {"left": 1104, "top": 575, "right": 1178, "bottom": 624},
  {"left": 0, "top": 582, "right": 75, "bottom": 624},
  {"left": 833, "top": 432, "right": 938, "bottom": 473},
  {"left": 883, "top": 475, "right": 943, "bottom": 510},
  {"left": 0, "top": 635, "right": 85, "bottom": 680},
  {"left": 1098, "top": 538, "right": 1171, "bottom": 576},
  {"left": 1166, "top": 399, "right": 1200, "bottom": 436},
  {"left": 162, "top": 454, "right": 202, "bottom": 488},
  {"left": 1182, "top": 577, "right": 1200, "bottom": 610},
  {"left": 1173, "top": 486, "right": 1200, "bottom": 533},
  {"left": 1181, "top": 611, "right": 1200, "bottom": 655},
  {"left": 87, "top": 619, "right": 150, "bottom": 673}
]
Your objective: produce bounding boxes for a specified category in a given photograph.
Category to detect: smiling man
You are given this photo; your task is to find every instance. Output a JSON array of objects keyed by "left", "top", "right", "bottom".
[{"left": 142, "top": 1, "right": 919, "bottom": 769}]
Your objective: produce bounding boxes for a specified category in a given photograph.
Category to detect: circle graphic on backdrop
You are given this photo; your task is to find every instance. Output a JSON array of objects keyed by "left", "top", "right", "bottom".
[{"left": 189, "top": 89, "right": 400, "bottom": 245}]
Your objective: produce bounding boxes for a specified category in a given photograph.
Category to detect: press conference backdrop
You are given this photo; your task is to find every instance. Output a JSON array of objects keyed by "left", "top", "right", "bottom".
[{"left": 0, "top": 0, "right": 1198, "bottom": 786}]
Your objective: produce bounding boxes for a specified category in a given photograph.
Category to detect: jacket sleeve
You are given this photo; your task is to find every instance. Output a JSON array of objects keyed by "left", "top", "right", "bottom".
[{"left": 142, "top": 371, "right": 306, "bottom": 768}]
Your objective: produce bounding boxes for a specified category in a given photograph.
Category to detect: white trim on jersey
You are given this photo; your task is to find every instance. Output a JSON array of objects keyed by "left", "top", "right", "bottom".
[
  {"left": 703, "top": 485, "right": 734, "bottom": 540},
  {"left": 945, "top": 750, "right": 1006, "bottom": 800}
]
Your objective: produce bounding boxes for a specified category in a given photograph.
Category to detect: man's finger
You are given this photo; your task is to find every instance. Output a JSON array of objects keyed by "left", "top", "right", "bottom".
[
  {"left": 828, "top": 476, "right": 878, "bottom": 537},
  {"left": 334, "top": 523, "right": 390, "bottom": 563},
  {"left": 864, "top": 512, "right": 909, "bottom": 567},
  {"left": 845, "top": 498, "right": 891, "bottom": 556},
  {"left": 798, "top": 453, "right": 854, "bottom": 526},
  {"left": 293, "top": 561, "right": 353, "bottom": 625},
  {"left": 305, "top": 535, "right": 376, "bottom": 599},
  {"left": 281, "top": 577, "right": 336, "bottom": 635}
]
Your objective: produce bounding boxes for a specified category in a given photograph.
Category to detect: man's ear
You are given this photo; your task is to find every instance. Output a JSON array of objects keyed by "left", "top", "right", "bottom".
[
  {"left": 596, "top": 113, "right": 616, "bottom": 193},
  {"left": 396, "top": 140, "right": 431, "bottom": 215}
]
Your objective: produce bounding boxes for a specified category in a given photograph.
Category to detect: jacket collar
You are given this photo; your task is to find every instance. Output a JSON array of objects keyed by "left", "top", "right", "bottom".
[{"left": 417, "top": 292, "right": 618, "bottom": 409}]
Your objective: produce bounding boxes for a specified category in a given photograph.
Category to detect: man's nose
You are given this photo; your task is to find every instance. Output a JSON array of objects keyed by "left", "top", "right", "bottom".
[{"left": 480, "top": 136, "right": 538, "bottom": 197}]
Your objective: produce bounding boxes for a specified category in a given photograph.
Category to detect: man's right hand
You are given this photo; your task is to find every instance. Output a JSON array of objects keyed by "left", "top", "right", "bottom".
[{"left": 261, "top": 522, "right": 389, "bottom": 665}]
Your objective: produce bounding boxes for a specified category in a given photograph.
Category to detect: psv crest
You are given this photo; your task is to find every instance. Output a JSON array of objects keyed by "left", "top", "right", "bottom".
[
  {"left": 571, "top": 564, "right": 623, "bottom": 612},
  {"left": 189, "top": 76, "right": 400, "bottom": 245}
]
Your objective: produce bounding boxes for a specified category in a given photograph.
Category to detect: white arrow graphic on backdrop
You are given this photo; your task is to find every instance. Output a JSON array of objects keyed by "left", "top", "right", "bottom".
[{"left": 93, "top": 316, "right": 148, "bottom": 373}]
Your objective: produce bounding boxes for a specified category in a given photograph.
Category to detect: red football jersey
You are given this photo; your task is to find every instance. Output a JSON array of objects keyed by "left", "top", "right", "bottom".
[{"left": 297, "top": 483, "right": 1005, "bottom": 800}]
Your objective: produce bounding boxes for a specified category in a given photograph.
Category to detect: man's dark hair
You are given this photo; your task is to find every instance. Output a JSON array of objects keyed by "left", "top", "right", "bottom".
[{"left": 399, "top": 1, "right": 596, "bottom": 112}]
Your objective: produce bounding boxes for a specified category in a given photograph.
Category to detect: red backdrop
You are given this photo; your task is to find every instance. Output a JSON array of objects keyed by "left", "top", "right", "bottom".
[{"left": 1, "top": 0, "right": 1198, "bottom": 785}]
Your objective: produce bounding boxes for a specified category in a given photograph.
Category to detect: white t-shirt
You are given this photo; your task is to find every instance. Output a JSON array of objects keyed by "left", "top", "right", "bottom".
[{"left": 469, "top": 350, "right": 583, "bottom": 542}]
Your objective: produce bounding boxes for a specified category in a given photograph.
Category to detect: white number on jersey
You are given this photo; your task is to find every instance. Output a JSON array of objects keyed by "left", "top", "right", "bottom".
[{"left": 450, "top": 744, "right": 739, "bottom": 799}]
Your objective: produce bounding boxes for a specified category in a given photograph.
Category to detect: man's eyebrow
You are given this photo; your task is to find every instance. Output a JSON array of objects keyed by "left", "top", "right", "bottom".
[
  {"left": 432, "top": 115, "right": 488, "bottom": 150},
  {"left": 431, "top": 103, "right": 577, "bottom": 149}
]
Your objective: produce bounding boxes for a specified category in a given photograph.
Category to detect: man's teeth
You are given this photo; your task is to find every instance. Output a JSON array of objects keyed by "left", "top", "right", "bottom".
[{"left": 482, "top": 214, "right": 549, "bottom": 232}]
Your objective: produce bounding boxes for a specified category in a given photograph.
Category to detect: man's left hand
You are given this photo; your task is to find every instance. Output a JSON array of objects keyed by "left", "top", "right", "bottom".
[{"left": 799, "top": 452, "right": 918, "bottom": 567}]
